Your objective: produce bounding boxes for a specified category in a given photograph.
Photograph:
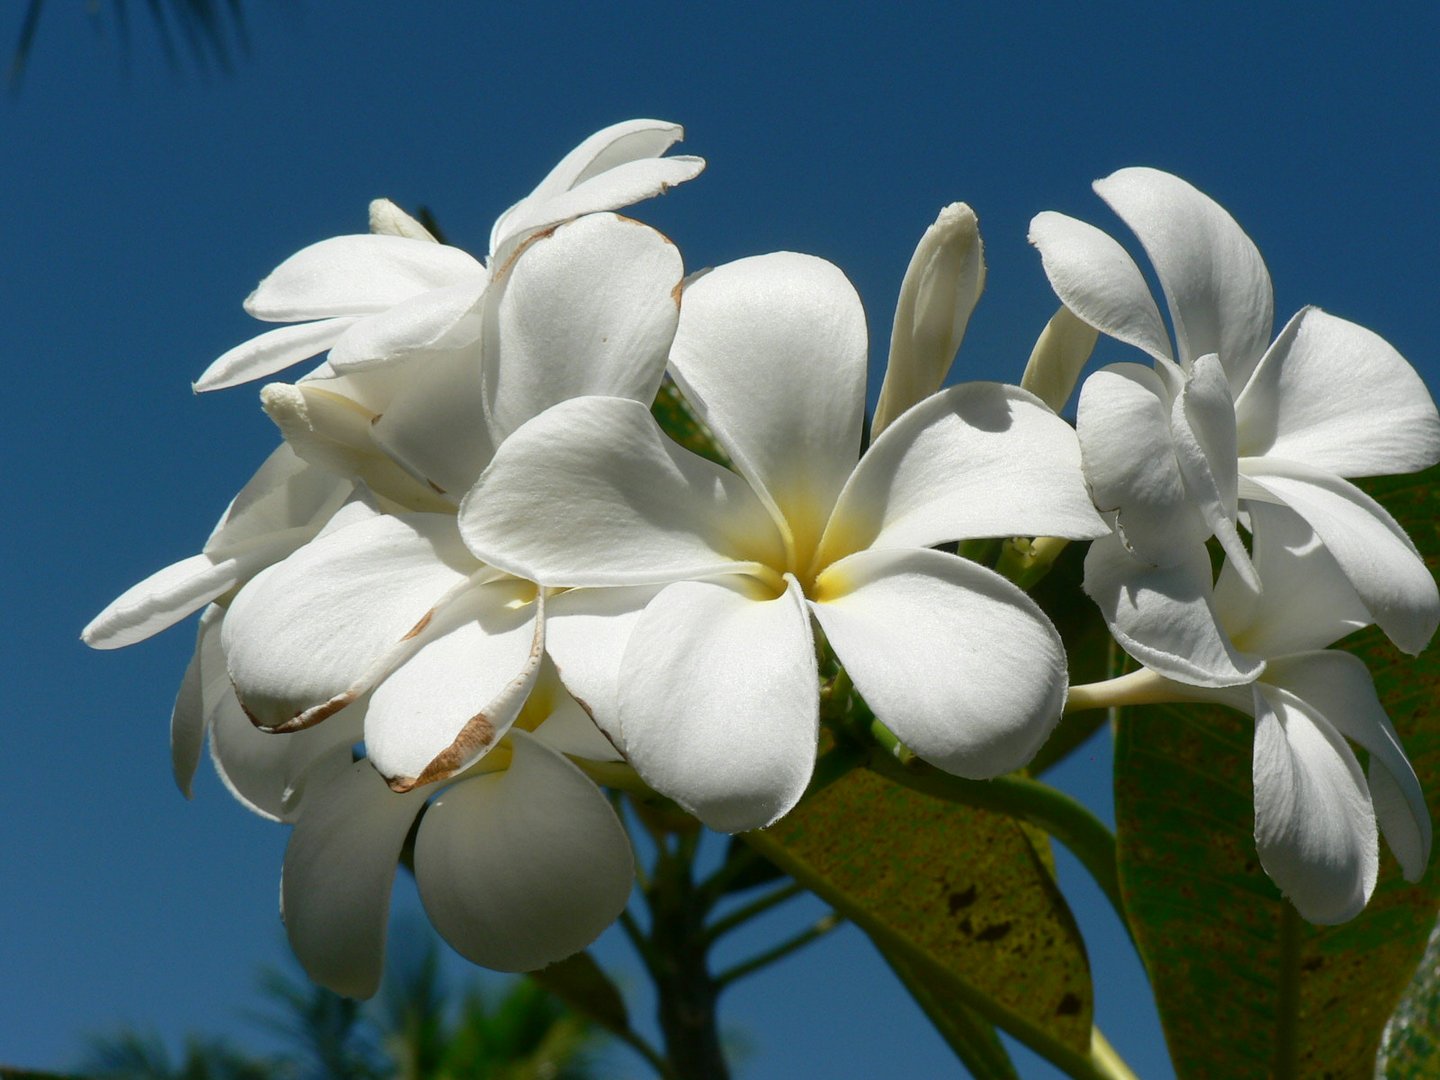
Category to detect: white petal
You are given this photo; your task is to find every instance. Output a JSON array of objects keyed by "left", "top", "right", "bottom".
[
  {"left": 327, "top": 282, "right": 486, "bottom": 372},
  {"left": 415, "top": 731, "right": 634, "bottom": 972},
  {"left": 1084, "top": 533, "right": 1263, "bottom": 686},
  {"left": 1027, "top": 211, "right": 1172, "bottom": 363},
  {"left": 819, "top": 382, "right": 1105, "bottom": 567},
  {"left": 491, "top": 119, "right": 690, "bottom": 251},
  {"left": 209, "top": 681, "right": 363, "bottom": 824},
  {"left": 281, "top": 759, "right": 427, "bottom": 997},
  {"left": 1076, "top": 363, "right": 1208, "bottom": 565},
  {"left": 170, "top": 607, "right": 218, "bottom": 798},
  {"left": 365, "top": 581, "right": 544, "bottom": 790},
  {"left": 1170, "top": 355, "right": 1257, "bottom": 589},
  {"left": 222, "top": 514, "right": 479, "bottom": 731},
  {"left": 1214, "top": 500, "right": 1370, "bottom": 655},
  {"left": 545, "top": 585, "right": 661, "bottom": 749},
  {"left": 872, "top": 203, "right": 986, "bottom": 437},
  {"left": 1234, "top": 306, "right": 1440, "bottom": 476},
  {"left": 1241, "top": 461, "right": 1439, "bottom": 654},
  {"left": 195, "top": 318, "right": 355, "bottom": 392},
  {"left": 528, "top": 671, "right": 622, "bottom": 763},
  {"left": 812, "top": 547, "right": 1066, "bottom": 777},
  {"left": 1252, "top": 684, "right": 1377, "bottom": 924},
  {"left": 1262, "top": 652, "right": 1430, "bottom": 882},
  {"left": 667, "top": 252, "right": 867, "bottom": 560},
  {"left": 1095, "top": 168, "right": 1274, "bottom": 388},
  {"left": 367, "top": 345, "right": 495, "bottom": 498},
  {"left": 618, "top": 576, "right": 818, "bottom": 832},
  {"left": 460, "top": 396, "right": 784, "bottom": 587},
  {"left": 1019, "top": 304, "right": 1100, "bottom": 415},
  {"left": 205, "top": 443, "right": 354, "bottom": 550},
  {"left": 485, "top": 213, "right": 681, "bottom": 444},
  {"left": 83, "top": 530, "right": 313, "bottom": 649},
  {"left": 246, "top": 235, "right": 483, "bottom": 322}
]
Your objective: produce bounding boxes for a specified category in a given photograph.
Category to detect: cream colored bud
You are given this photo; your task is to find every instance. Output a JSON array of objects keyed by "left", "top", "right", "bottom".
[
  {"left": 368, "top": 198, "right": 438, "bottom": 242},
  {"left": 872, "top": 203, "right": 986, "bottom": 437},
  {"left": 261, "top": 382, "right": 450, "bottom": 512},
  {"left": 1020, "top": 305, "right": 1099, "bottom": 414}
]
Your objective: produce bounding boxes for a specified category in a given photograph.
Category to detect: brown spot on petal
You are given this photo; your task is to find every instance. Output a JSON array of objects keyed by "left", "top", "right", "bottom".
[
  {"left": 426, "top": 479, "right": 446, "bottom": 495},
  {"left": 671, "top": 279, "right": 684, "bottom": 307},
  {"left": 243, "top": 687, "right": 360, "bottom": 734},
  {"left": 402, "top": 609, "right": 435, "bottom": 641},
  {"left": 408, "top": 711, "right": 497, "bottom": 789}
]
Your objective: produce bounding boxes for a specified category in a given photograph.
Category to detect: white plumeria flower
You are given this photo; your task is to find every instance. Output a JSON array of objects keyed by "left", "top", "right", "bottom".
[
  {"left": 1077, "top": 501, "right": 1431, "bottom": 923},
  {"left": 1030, "top": 167, "right": 1440, "bottom": 685},
  {"left": 218, "top": 213, "right": 685, "bottom": 793},
  {"left": 460, "top": 251, "right": 1109, "bottom": 833},
  {"left": 83, "top": 443, "right": 356, "bottom": 652},
  {"left": 194, "top": 118, "right": 704, "bottom": 392}
]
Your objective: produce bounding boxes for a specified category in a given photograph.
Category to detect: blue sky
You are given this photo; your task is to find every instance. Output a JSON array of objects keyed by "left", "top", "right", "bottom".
[{"left": 4, "top": 2, "right": 1437, "bottom": 1076}]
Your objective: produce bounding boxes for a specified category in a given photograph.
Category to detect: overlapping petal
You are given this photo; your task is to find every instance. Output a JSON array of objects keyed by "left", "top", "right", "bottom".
[
  {"left": 1262, "top": 652, "right": 1431, "bottom": 882},
  {"left": 1252, "top": 684, "right": 1378, "bottom": 925},
  {"left": 545, "top": 585, "right": 661, "bottom": 747},
  {"left": 1235, "top": 306, "right": 1440, "bottom": 475},
  {"left": 414, "top": 732, "right": 634, "bottom": 972},
  {"left": 245, "top": 235, "right": 484, "bottom": 322},
  {"left": 811, "top": 547, "right": 1066, "bottom": 778},
  {"left": 1213, "top": 501, "right": 1369, "bottom": 656},
  {"left": 281, "top": 760, "right": 429, "bottom": 998},
  {"left": 1241, "top": 460, "right": 1439, "bottom": 654},
  {"left": 1095, "top": 167, "right": 1274, "bottom": 387},
  {"left": 1084, "top": 533, "right": 1263, "bottom": 687},
  {"left": 819, "top": 382, "right": 1105, "bottom": 566},
  {"left": 195, "top": 317, "right": 357, "bottom": 392},
  {"left": 222, "top": 513, "right": 480, "bottom": 731},
  {"left": 667, "top": 252, "right": 867, "bottom": 561},
  {"left": 1028, "top": 210, "right": 1172, "bottom": 363},
  {"left": 1076, "top": 364, "right": 1207, "bottom": 565},
  {"left": 365, "top": 582, "right": 544, "bottom": 790},
  {"left": 490, "top": 119, "right": 702, "bottom": 256},
  {"left": 484, "top": 213, "right": 682, "bottom": 444},
  {"left": 460, "top": 396, "right": 785, "bottom": 587},
  {"left": 326, "top": 283, "right": 485, "bottom": 372},
  {"left": 617, "top": 575, "right": 818, "bottom": 833}
]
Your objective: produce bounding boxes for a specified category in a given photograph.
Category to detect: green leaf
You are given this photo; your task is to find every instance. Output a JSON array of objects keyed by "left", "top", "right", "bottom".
[
  {"left": 650, "top": 377, "right": 731, "bottom": 467},
  {"left": 1114, "top": 464, "right": 1440, "bottom": 1078},
  {"left": 1378, "top": 912, "right": 1440, "bottom": 1077},
  {"left": 527, "top": 952, "right": 629, "bottom": 1038},
  {"left": 743, "top": 767, "right": 1096, "bottom": 1067}
]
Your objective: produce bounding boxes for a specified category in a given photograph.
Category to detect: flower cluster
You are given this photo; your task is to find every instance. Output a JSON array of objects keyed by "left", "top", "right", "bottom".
[
  {"left": 86, "top": 124, "right": 1439, "bottom": 996},
  {"left": 1036, "top": 168, "right": 1439, "bottom": 922}
]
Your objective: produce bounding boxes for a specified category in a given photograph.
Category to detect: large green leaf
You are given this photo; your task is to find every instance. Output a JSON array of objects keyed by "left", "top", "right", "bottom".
[
  {"left": 1114, "top": 465, "right": 1440, "bottom": 1078},
  {"left": 743, "top": 767, "right": 1095, "bottom": 1068}
]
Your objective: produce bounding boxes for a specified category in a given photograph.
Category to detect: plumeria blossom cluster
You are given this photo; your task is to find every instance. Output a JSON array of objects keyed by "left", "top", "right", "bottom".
[{"left": 85, "top": 122, "right": 1440, "bottom": 1005}]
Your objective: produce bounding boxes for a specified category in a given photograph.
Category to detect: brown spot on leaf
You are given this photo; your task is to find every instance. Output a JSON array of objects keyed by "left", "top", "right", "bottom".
[
  {"left": 948, "top": 886, "right": 978, "bottom": 915},
  {"left": 1056, "top": 992, "right": 1082, "bottom": 1016},
  {"left": 976, "top": 921, "right": 1013, "bottom": 943}
]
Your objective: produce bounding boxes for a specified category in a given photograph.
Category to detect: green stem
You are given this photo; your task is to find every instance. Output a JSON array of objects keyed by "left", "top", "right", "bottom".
[
  {"left": 1273, "top": 904, "right": 1302, "bottom": 1079},
  {"left": 864, "top": 751, "right": 1129, "bottom": 936},
  {"left": 705, "top": 881, "right": 804, "bottom": 943},
  {"left": 614, "top": 1027, "right": 680, "bottom": 1080},
  {"left": 1065, "top": 668, "right": 1246, "bottom": 714},
  {"left": 995, "top": 536, "right": 1071, "bottom": 591},
  {"left": 715, "top": 913, "right": 843, "bottom": 988}
]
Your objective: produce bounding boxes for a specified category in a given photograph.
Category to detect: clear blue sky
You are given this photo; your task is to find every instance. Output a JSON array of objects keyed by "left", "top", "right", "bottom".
[{"left": 5, "top": 2, "right": 1437, "bottom": 1076}]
